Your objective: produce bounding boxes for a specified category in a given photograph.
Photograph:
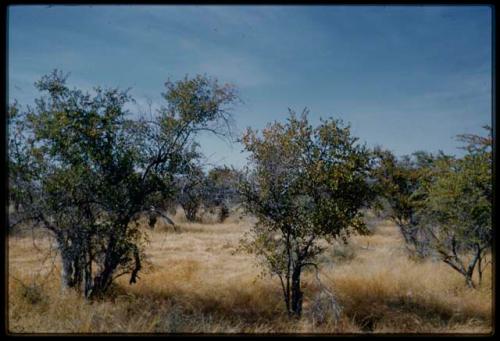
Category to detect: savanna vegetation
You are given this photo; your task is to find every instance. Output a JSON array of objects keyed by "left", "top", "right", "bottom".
[{"left": 7, "top": 71, "right": 493, "bottom": 334}]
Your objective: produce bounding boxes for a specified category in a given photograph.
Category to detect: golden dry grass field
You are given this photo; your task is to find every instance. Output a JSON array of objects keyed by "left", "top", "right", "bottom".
[{"left": 7, "top": 210, "right": 493, "bottom": 334}]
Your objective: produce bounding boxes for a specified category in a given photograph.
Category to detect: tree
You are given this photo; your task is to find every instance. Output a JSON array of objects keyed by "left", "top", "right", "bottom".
[
  {"left": 204, "top": 166, "right": 241, "bottom": 222},
  {"left": 174, "top": 165, "right": 241, "bottom": 223},
  {"left": 176, "top": 162, "right": 206, "bottom": 222},
  {"left": 8, "top": 100, "right": 29, "bottom": 225},
  {"left": 371, "top": 148, "right": 446, "bottom": 258},
  {"left": 417, "top": 127, "right": 492, "bottom": 288},
  {"left": 239, "top": 109, "right": 374, "bottom": 317},
  {"left": 8, "top": 70, "right": 238, "bottom": 298}
]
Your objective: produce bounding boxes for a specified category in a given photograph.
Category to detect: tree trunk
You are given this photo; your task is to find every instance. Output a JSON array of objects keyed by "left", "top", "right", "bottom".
[
  {"left": 290, "top": 266, "right": 303, "bottom": 317},
  {"left": 477, "top": 253, "right": 483, "bottom": 286},
  {"left": 464, "top": 244, "right": 481, "bottom": 289},
  {"left": 183, "top": 204, "right": 198, "bottom": 222},
  {"left": 60, "top": 250, "right": 74, "bottom": 292},
  {"left": 84, "top": 235, "right": 93, "bottom": 298},
  {"left": 218, "top": 204, "right": 229, "bottom": 223},
  {"left": 465, "top": 273, "right": 475, "bottom": 289},
  {"left": 89, "top": 262, "right": 115, "bottom": 299},
  {"left": 399, "top": 221, "right": 428, "bottom": 259},
  {"left": 58, "top": 238, "right": 83, "bottom": 292},
  {"left": 86, "top": 233, "right": 119, "bottom": 299},
  {"left": 278, "top": 275, "right": 290, "bottom": 315}
]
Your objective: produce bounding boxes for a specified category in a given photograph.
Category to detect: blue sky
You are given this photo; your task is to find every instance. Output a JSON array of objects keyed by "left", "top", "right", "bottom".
[{"left": 8, "top": 5, "right": 492, "bottom": 168}]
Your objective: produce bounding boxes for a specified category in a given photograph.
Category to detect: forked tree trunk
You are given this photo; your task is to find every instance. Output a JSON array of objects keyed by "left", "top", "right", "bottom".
[
  {"left": 465, "top": 274, "right": 475, "bottom": 289},
  {"left": 444, "top": 251, "right": 480, "bottom": 289},
  {"left": 89, "top": 269, "right": 113, "bottom": 298},
  {"left": 399, "top": 221, "right": 428, "bottom": 259},
  {"left": 87, "top": 238, "right": 120, "bottom": 299},
  {"left": 87, "top": 254, "right": 118, "bottom": 299},
  {"left": 464, "top": 244, "right": 483, "bottom": 289}
]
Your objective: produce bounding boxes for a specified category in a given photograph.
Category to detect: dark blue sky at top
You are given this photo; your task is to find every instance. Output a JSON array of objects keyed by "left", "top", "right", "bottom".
[{"left": 8, "top": 5, "right": 492, "bottom": 168}]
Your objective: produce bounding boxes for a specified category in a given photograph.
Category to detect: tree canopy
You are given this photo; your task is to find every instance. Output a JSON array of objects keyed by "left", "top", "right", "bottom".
[
  {"left": 417, "top": 126, "right": 492, "bottom": 287},
  {"left": 8, "top": 70, "right": 238, "bottom": 298},
  {"left": 239, "top": 109, "right": 374, "bottom": 316}
]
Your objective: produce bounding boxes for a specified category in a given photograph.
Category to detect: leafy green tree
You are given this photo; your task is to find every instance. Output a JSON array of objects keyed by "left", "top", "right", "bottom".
[
  {"left": 8, "top": 100, "right": 30, "bottom": 222},
  {"left": 8, "top": 70, "right": 238, "bottom": 298},
  {"left": 371, "top": 148, "right": 445, "bottom": 258},
  {"left": 239, "top": 109, "right": 374, "bottom": 317},
  {"left": 417, "top": 127, "right": 492, "bottom": 288}
]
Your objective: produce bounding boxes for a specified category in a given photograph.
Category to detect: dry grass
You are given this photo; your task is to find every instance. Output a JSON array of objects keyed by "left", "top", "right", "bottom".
[{"left": 7, "top": 213, "right": 493, "bottom": 334}]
